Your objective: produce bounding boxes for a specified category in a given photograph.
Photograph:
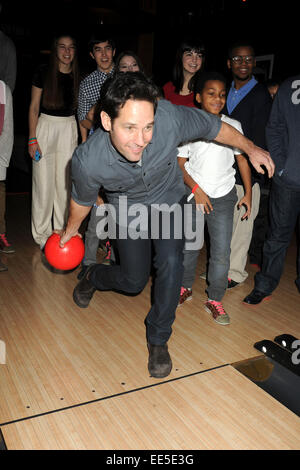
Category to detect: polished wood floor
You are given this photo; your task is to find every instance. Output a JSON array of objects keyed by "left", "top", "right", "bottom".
[{"left": 0, "top": 194, "right": 300, "bottom": 450}]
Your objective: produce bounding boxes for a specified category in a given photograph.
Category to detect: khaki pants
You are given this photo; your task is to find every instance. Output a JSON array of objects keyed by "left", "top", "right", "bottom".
[
  {"left": 32, "top": 114, "right": 78, "bottom": 247},
  {"left": 228, "top": 183, "right": 260, "bottom": 283}
]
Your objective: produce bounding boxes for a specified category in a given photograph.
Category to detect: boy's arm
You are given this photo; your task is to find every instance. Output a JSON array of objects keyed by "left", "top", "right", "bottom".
[
  {"left": 80, "top": 104, "right": 96, "bottom": 134},
  {"left": 236, "top": 153, "right": 252, "bottom": 220},
  {"left": 177, "top": 156, "right": 196, "bottom": 190},
  {"left": 78, "top": 83, "right": 94, "bottom": 131},
  {"left": 79, "top": 122, "right": 88, "bottom": 143},
  {"left": 80, "top": 117, "right": 93, "bottom": 131},
  {"left": 177, "top": 157, "right": 213, "bottom": 213}
]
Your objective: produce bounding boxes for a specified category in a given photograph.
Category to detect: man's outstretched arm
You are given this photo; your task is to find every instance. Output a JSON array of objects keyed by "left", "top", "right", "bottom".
[
  {"left": 215, "top": 121, "right": 275, "bottom": 178},
  {"left": 59, "top": 199, "right": 92, "bottom": 247}
]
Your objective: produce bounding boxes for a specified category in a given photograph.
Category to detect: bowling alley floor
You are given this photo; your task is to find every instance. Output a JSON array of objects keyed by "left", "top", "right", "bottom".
[{"left": 0, "top": 193, "right": 300, "bottom": 450}]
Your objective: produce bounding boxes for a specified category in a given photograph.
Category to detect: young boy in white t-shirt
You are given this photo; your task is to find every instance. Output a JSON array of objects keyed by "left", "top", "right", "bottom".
[{"left": 177, "top": 71, "right": 252, "bottom": 325}]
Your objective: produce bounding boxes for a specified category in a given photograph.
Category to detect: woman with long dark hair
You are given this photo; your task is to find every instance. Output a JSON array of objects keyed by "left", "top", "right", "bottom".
[
  {"left": 163, "top": 37, "right": 205, "bottom": 107},
  {"left": 28, "top": 33, "right": 79, "bottom": 249}
]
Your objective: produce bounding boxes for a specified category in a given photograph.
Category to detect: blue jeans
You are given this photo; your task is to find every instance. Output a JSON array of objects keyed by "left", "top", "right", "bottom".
[
  {"left": 183, "top": 186, "right": 237, "bottom": 301},
  {"left": 90, "top": 198, "right": 186, "bottom": 345},
  {"left": 255, "top": 180, "right": 300, "bottom": 294}
]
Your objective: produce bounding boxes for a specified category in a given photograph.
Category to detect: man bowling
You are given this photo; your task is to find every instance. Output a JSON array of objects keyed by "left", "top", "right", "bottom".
[{"left": 59, "top": 72, "right": 274, "bottom": 378}]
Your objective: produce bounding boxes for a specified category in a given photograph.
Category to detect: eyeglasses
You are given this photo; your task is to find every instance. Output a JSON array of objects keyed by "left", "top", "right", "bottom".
[{"left": 231, "top": 55, "right": 254, "bottom": 65}]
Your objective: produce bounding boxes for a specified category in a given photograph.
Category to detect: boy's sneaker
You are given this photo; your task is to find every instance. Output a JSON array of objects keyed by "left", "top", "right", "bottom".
[
  {"left": 102, "top": 240, "right": 112, "bottom": 265},
  {"left": 0, "top": 233, "right": 15, "bottom": 254},
  {"left": 204, "top": 300, "right": 230, "bottom": 325},
  {"left": 178, "top": 287, "right": 192, "bottom": 306},
  {"left": 227, "top": 278, "right": 243, "bottom": 289}
]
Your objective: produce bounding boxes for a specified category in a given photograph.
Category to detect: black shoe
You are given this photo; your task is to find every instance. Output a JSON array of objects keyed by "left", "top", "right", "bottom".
[
  {"left": 227, "top": 278, "right": 243, "bottom": 289},
  {"left": 77, "top": 264, "right": 93, "bottom": 280},
  {"left": 243, "top": 289, "right": 270, "bottom": 305},
  {"left": 147, "top": 343, "right": 172, "bottom": 378},
  {"left": 73, "top": 265, "right": 97, "bottom": 308}
]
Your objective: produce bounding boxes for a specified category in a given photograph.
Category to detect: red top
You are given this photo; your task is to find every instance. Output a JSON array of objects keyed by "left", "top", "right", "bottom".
[{"left": 163, "top": 81, "right": 196, "bottom": 107}]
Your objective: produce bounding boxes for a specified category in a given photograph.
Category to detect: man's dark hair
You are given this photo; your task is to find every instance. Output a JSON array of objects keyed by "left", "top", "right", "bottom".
[
  {"left": 88, "top": 35, "right": 116, "bottom": 53},
  {"left": 228, "top": 41, "right": 255, "bottom": 59},
  {"left": 95, "top": 72, "right": 160, "bottom": 125}
]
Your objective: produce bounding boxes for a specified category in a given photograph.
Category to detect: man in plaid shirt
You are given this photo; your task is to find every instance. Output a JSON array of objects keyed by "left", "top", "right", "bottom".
[
  {"left": 78, "top": 36, "right": 116, "bottom": 142},
  {"left": 77, "top": 35, "right": 116, "bottom": 280}
]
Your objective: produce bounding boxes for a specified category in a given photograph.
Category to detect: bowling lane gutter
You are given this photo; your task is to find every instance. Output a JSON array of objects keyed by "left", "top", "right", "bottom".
[
  {"left": 0, "top": 428, "right": 7, "bottom": 450},
  {"left": 0, "top": 363, "right": 229, "bottom": 429}
]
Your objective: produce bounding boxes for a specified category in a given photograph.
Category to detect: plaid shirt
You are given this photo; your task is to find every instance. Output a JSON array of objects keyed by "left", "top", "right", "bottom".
[{"left": 77, "top": 67, "right": 115, "bottom": 122}]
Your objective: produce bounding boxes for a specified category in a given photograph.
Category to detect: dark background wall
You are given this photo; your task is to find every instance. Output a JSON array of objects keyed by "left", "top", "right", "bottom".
[{"left": 2, "top": 0, "right": 298, "bottom": 131}]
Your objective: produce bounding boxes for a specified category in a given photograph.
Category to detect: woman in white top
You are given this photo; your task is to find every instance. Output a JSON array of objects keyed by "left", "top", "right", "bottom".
[{"left": 177, "top": 71, "right": 252, "bottom": 325}]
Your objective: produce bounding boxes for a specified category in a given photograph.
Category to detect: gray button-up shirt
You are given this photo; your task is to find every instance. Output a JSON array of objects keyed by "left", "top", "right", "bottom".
[{"left": 71, "top": 99, "right": 221, "bottom": 215}]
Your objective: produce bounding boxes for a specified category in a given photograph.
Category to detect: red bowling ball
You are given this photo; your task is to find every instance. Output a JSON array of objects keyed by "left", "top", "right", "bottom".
[{"left": 44, "top": 233, "right": 85, "bottom": 271}]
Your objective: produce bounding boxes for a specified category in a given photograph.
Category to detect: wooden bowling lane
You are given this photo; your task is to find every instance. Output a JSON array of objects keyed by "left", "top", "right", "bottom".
[
  {"left": 1, "top": 194, "right": 300, "bottom": 449},
  {"left": 1, "top": 244, "right": 300, "bottom": 426},
  {"left": 1, "top": 365, "right": 300, "bottom": 450}
]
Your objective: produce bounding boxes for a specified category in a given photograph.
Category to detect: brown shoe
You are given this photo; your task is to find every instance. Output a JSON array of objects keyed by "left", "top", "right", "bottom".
[
  {"left": 147, "top": 343, "right": 172, "bottom": 378},
  {"left": 73, "top": 264, "right": 97, "bottom": 308}
]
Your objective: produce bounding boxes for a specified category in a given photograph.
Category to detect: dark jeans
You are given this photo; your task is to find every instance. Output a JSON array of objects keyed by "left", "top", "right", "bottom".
[
  {"left": 249, "top": 189, "right": 270, "bottom": 266},
  {"left": 90, "top": 198, "right": 186, "bottom": 345},
  {"left": 255, "top": 181, "right": 300, "bottom": 294}
]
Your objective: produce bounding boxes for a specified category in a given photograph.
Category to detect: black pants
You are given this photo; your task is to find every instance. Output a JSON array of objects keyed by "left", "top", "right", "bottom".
[
  {"left": 255, "top": 181, "right": 300, "bottom": 294},
  {"left": 249, "top": 189, "right": 270, "bottom": 266},
  {"left": 90, "top": 199, "right": 186, "bottom": 345}
]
